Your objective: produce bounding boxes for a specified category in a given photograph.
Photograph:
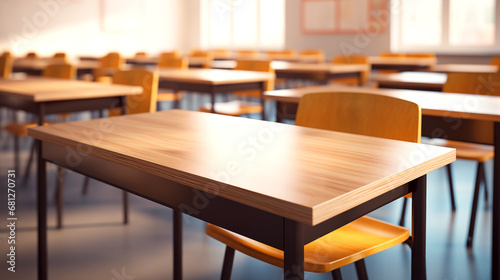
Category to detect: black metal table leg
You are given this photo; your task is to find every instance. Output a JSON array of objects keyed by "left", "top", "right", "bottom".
[
  {"left": 174, "top": 210, "right": 182, "bottom": 280},
  {"left": 37, "top": 104, "right": 47, "bottom": 280},
  {"left": 493, "top": 122, "right": 500, "bottom": 280},
  {"left": 283, "top": 219, "right": 304, "bottom": 280},
  {"left": 411, "top": 175, "right": 427, "bottom": 280},
  {"left": 260, "top": 81, "right": 266, "bottom": 121}
]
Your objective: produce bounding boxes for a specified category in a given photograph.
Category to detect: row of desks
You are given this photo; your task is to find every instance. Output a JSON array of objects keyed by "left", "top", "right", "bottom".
[{"left": 1, "top": 66, "right": 499, "bottom": 279}]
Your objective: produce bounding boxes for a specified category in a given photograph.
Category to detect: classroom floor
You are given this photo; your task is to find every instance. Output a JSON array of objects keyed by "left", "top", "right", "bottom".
[{"left": 0, "top": 95, "right": 494, "bottom": 280}]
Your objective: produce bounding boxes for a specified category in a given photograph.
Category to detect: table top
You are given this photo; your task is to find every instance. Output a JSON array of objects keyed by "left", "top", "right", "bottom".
[
  {"left": 369, "top": 56, "right": 437, "bottom": 66},
  {"left": 370, "top": 71, "right": 447, "bottom": 88},
  {"left": 13, "top": 57, "right": 100, "bottom": 70},
  {"left": 157, "top": 68, "right": 275, "bottom": 85},
  {"left": 210, "top": 60, "right": 369, "bottom": 73},
  {"left": 0, "top": 77, "right": 142, "bottom": 102},
  {"left": 28, "top": 110, "right": 455, "bottom": 225},
  {"left": 425, "top": 64, "right": 499, "bottom": 74},
  {"left": 265, "top": 84, "right": 500, "bottom": 122}
]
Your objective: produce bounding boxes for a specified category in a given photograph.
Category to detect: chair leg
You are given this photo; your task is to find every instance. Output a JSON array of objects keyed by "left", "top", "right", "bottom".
[
  {"left": 354, "top": 259, "right": 368, "bottom": 280},
  {"left": 56, "top": 167, "right": 65, "bottom": 229},
  {"left": 479, "top": 162, "right": 489, "bottom": 203},
  {"left": 81, "top": 176, "right": 90, "bottom": 195},
  {"left": 123, "top": 191, "right": 128, "bottom": 224},
  {"left": 446, "top": 164, "right": 457, "bottom": 211},
  {"left": 399, "top": 197, "right": 408, "bottom": 226},
  {"left": 220, "top": 246, "right": 235, "bottom": 280},
  {"left": 331, "top": 269, "right": 343, "bottom": 280},
  {"left": 467, "top": 163, "right": 483, "bottom": 247},
  {"left": 22, "top": 141, "right": 36, "bottom": 187},
  {"left": 14, "top": 135, "right": 20, "bottom": 171}
]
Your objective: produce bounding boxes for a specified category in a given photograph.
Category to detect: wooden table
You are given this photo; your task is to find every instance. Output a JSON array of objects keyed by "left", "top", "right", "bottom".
[
  {"left": 157, "top": 68, "right": 274, "bottom": 119},
  {"left": 29, "top": 109, "right": 455, "bottom": 280},
  {"left": 210, "top": 60, "right": 368, "bottom": 85},
  {"left": 423, "top": 64, "right": 499, "bottom": 74},
  {"left": 265, "top": 84, "right": 500, "bottom": 279},
  {"left": 370, "top": 71, "right": 447, "bottom": 91},
  {"left": 13, "top": 58, "right": 100, "bottom": 76},
  {"left": 369, "top": 56, "right": 436, "bottom": 71}
]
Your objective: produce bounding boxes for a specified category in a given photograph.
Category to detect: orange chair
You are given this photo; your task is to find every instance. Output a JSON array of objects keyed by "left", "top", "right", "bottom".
[
  {"left": 156, "top": 57, "right": 187, "bottom": 109},
  {"left": 206, "top": 91, "right": 421, "bottom": 279},
  {"left": 299, "top": 49, "right": 325, "bottom": 63},
  {"left": 93, "top": 52, "right": 125, "bottom": 82},
  {"left": 0, "top": 51, "right": 13, "bottom": 79}
]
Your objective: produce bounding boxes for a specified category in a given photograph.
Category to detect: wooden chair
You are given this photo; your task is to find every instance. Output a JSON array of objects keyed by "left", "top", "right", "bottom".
[
  {"left": 199, "top": 60, "right": 274, "bottom": 117},
  {"left": 53, "top": 52, "right": 67, "bottom": 60},
  {"left": 491, "top": 56, "right": 500, "bottom": 68},
  {"left": 412, "top": 72, "right": 499, "bottom": 247},
  {"left": 156, "top": 57, "right": 187, "bottom": 109},
  {"left": 134, "top": 52, "right": 148, "bottom": 58},
  {"left": 206, "top": 91, "right": 421, "bottom": 280},
  {"left": 331, "top": 55, "right": 370, "bottom": 85},
  {"left": 159, "top": 50, "right": 182, "bottom": 59},
  {"left": 299, "top": 49, "right": 325, "bottom": 63},
  {"left": 0, "top": 51, "right": 13, "bottom": 78},
  {"left": 93, "top": 52, "right": 124, "bottom": 82},
  {"left": 189, "top": 50, "right": 213, "bottom": 68},
  {"left": 236, "top": 50, "right": 260, "bottom": 58},
  {"left": 77, "top": 69, "right": 158, "bottom": 229},
  {"left": 25, "top": 52, "right": 38, "bottom": 59},
  {"left": 266, "top": 49, "right": 296, "bottom": 59}
]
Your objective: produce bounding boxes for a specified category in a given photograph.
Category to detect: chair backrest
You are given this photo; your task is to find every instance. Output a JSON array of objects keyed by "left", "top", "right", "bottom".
[
  {"left": 443, "top": 72, "right": 500, "bottom": 96},
  {"left": 491, "top": 56, "right": 500, "bottom": 68},
  {"left": 266, "top": 50, "right": 296, "bottom": 58},
  {"left": 331, "top": 55, "right": 370, "bottom": 85},
  {"left": 135, "top": 52, "right": 148, "bottom": 58},
  {"left": 212, "top": 49, "right": 230, "bottom": 56},
  {"left": 26, "top": 52, "right": 38, "bottom": 59},
  {"left": 100, "top": 52, "right": 124, "bottom": 68},
  {"left": 53, "top": 52, "right": 67, "bottom": 59},
  {"left": 405, "top": 53, "right": 436, "bottom": 59},
  {"left": 160, "top": 50, "right": 182, "bottom": 59},
  {"left": 299, "top": 49, "right": 325, "bottom": 63},
  {"left": 158, "top": 57, "right": 188, "bottom": 69},
  {"left": 296, "top": 92, "right": 421, "bottom": 143},
  {"left": 233, "top": 60, "right": 274, "bottom": 98},
  {"left": 42, "top": 63, "right": 76, "bottom": 80},
  {"left": 190, "top": 50, "right": 212, "bottom": 58},
  {"left": 237, "top": 50, "right": 259, "bottom": 58},
  {"left": 111, "top": 69, "right": 159, "bottom": 115},
  {"left": 0, "top": 52, "right": 14, "bottom": 79}
]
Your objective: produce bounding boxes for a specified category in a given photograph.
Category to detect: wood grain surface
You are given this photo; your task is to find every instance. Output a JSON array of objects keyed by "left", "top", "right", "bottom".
[
  {"left": 28, "top": 110, "right": 454, "bottom": 225},
  {"left": 0, "top": 76, "right": 142, "bottom": 102}
]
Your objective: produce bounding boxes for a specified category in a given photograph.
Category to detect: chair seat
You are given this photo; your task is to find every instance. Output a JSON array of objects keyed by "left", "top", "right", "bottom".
[
  {"left": 199, "top": 100, "right": 262, "bottom": 116},
  {"left": 4, "top": 122, "right": 49, "bottom": 137},
  {"left": 424, "top": 138, "right": 494, "bottom": 162},
  {"left": 206, "top": 216, "right": 409, "bottom": 273},
  {"left": 157, "top": 90, "right": 183, "bottom": 101}
]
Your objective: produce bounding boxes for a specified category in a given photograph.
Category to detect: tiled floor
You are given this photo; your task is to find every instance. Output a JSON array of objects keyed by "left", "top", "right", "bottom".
[{"left": 0, "top": 100, "right": 494, "bottom": 280}]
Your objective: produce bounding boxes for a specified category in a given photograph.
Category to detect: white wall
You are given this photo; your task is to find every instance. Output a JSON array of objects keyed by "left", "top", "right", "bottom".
[
  {"left": 0, "top": 0, "right": 183, "bottom": 58},
  {"left": 284, "top": 0, "right": 391, "bottom": 59}
]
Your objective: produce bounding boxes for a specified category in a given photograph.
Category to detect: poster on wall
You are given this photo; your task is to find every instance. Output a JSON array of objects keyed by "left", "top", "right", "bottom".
[
  {"left": 301, "top": 0, "right": 388, "bottom": 34},
  {"left": 101, "top": 0, "right": 144, "bottom": 32}
]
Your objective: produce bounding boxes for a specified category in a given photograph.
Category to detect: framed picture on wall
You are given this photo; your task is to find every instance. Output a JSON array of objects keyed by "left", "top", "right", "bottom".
[
  {"left": 101, "top": 0, "right": 144, "bottom": 32},
  {"left": 301, "top": 0, "right": 388, "bottom": 34}
]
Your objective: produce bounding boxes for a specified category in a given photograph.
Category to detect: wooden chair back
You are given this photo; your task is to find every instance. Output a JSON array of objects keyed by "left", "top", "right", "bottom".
[
  {"left": 110, "top": 69, "right": 159, "bottom": 115},
  {"left": 491, "top": 56, "right": 500, "bottom": 68},
  {"left": 296, "top": 92, "right": 421, "bottom": 143},
  {"left": 42, "top": 63, "right": 76, "bottom": 80},
  {"left": 160, "top": 50, "right": 182, "bottom": 59},
  {"left": 53, "top": 52, "right": 67, "bottom": 59},
  {"left": 233, "top": 60, "right": 275, "bottom": 98},
  {"left": 135, "top": 52, "right": 148, "bottom": 58},
  {"left": 26, "top": 52, "right": 38, "bottom": 59},
  {"left": 100, "top": 52, "right": 124, "bottom": 69},
  {"left": 443, "top": 72, "right": 500, "bottom": 96},
  {"left": 331, "top": 55, "right": 370, "bottom": 85},
  {"left": 0, "top": 52, "right": 13, "bottom": 79},
  {"left": 237, "top": 50, "right": 259, "bottom": 58},
  {"left": 300, "top": 49, "right": 325, "bottom": 62},
  {"left": 379, "top": 52, "right": 405, "bottom": 57},
  {"left": 158, "top": 57, "right": 188, "bottom": 69},
  {"left": 406, "top": 53, "right": 436, "bottom": 58}
]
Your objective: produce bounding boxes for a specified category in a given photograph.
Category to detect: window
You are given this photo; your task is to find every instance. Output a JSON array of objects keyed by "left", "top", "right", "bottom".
[
  {"left": 392, "top": 0, "right": 499, "bottom": 53},
  {"left": 203, "top": 0, "right": 285, "bottom": 50}
]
